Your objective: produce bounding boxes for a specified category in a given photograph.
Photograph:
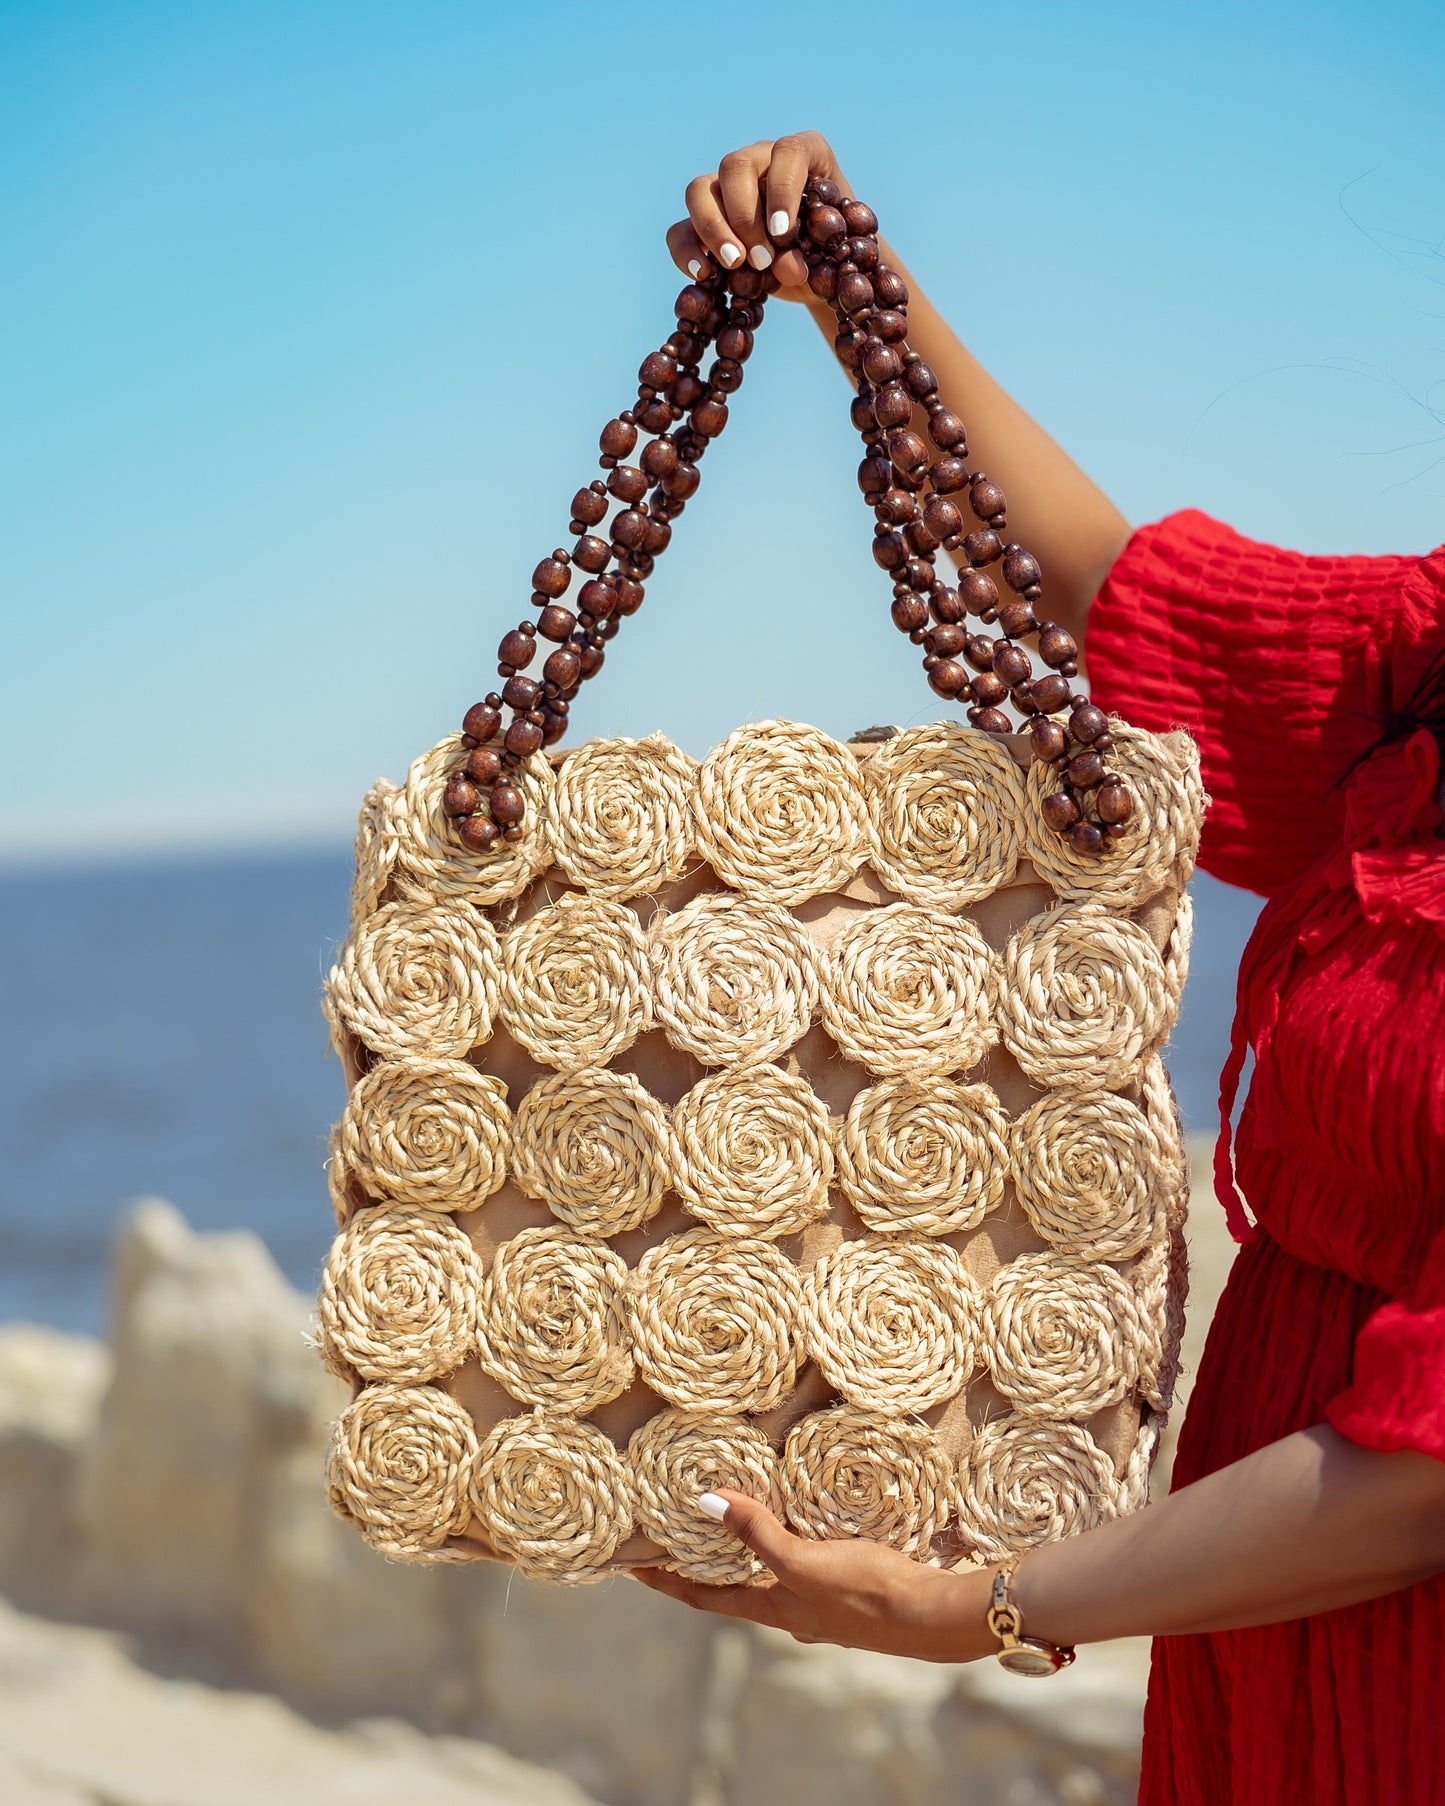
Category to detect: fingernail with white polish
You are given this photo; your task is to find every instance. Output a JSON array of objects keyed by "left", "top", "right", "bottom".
[
  {"left": 748, "top": 243, "right": 773, "bottom": 270},
  {"left": 717, "top": 241, "right": 743, "bottom": 268},
  {"left": 687, "top": 259, "right": 703, "bottom": 278},
  {"left": 769, "top": 210, "right": 790, "bottom": 237},
  {"left": 698, "top": 1493, "right": 728, "bottom": 1521}
]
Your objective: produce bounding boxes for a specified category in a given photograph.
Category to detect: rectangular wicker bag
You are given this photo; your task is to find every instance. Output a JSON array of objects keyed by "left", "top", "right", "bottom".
[{"left": 319, "top": 179, "right": 1206, "bottom": 1587}]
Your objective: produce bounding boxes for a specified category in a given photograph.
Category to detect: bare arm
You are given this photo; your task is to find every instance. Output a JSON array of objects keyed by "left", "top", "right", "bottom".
[{"left": 667, "top": 132, "right": 1132, "bottom": 648}]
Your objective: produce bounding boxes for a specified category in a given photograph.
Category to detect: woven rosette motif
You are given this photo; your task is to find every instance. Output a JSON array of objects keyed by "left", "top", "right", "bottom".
[{"left": 319, "top": 715, "right": 1204, "bottom": 1585}]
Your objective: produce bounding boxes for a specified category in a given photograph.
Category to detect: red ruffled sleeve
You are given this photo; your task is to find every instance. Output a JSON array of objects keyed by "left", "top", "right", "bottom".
[
  {"left": 1086, "top": 509, "right": 1421, "bottom": 898},
  {"left": 1326, "top": 1232, "right": 1445, "bottom": 1464}
]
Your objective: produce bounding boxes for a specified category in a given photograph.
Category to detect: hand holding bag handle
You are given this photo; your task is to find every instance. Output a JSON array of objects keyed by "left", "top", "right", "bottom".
[{"left": 443, "top": 178, "right": 1133, "bottom": 857}]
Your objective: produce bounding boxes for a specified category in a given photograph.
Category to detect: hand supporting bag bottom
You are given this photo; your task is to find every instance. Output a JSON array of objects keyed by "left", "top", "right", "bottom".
[{"left": 318, "top": 178, "right": 1207, "bottom": 1585}]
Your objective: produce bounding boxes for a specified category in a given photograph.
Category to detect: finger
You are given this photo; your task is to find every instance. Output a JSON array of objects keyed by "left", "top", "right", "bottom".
[
  {"left": 716, "top": 142, "right": 774, "bottom": 272},
  {"left": 685, "top": 173, "right": 745, "bottom": 273},
  {"left": 665, "top": 219, "right": 716, "bottom": 283},
  {"left": 765, "top": 132, "right": 834, "bottom": 291},
  {"left": 704, "top": 1490, "right": 809, "bottom": 1579}
]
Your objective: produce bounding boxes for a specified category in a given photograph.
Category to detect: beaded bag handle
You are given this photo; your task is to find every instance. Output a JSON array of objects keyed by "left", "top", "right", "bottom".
[{"left": 444, "top": 178, "right": 1133, "bottom": 858}]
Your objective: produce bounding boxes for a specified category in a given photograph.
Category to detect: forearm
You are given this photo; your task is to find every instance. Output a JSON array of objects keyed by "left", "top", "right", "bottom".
[
  {"left": 802, "top": 236, "right": 1131, "bottom": 646},
  {"left": 992, "top": 1425, "right": 1445, "bottom": 1649}
]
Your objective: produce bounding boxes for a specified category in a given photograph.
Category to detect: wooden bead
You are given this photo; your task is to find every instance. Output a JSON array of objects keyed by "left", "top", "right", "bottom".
[
  {"left": 614, "top": 576, "right": 645, "bottom": 615},
  {"left": 571, "top": 488, "right": 608, "bottom": 527},
  {"left": 1096, "top": 778, "right": 1134, "bottom": 825},
  {"left": 904, "top": 359, "right": 939, "bottom": 400},
  {"left": 958, "top": 571, "right": 999, "bottom": 615},
  {"left": 463, "top": 702, "right": 501, "bottom": 742},
  {"left": 1067, "top": 820, "right": 1106, "bottom": 855},
  {"left": 927, "top": 659, "right": 969, "bottom": 699},
  {"left": 611, "top": 507, "right": 649, "bottom": 549},
  {"left": 537, "top": 604, "right": 576, "bottom": 642},
  {"left": 842, "top": 199, "right": 878, "bottom": 234},
  {"left": 926, "top": 409, "right": 967, "bottom": 452},
  {"left": 872, "top": 532, "right": 907, "bottom": 572},
  {"left": 1070, "top": 702, "right": 1109, "bottom": 744},
  {"left": 930, "top": 456, "right": 970, "bottom": 493},
  {"left": 544, "top": 647, "right": 582, "bottom": 688},
  {"left": 504, "top": 718, "right": 544, "bottom": 758},
  {"left": 969, "top": 671, "right": 1008, "bottom": 708},
  {"left": 970, "top": 707, "right": 1012, "bottom": 735},
  {"left": 642, "top": 437, "right": 678, "bottom": 479},
  {"left": 458, "top": 814, "right": 500, "bottom": 852},
  {"left": 903, "top": 557, "right": 935, "bottom": 592},
  {"left": 1041, "top": 791, "right": 1081, "bottom": 832},
  {"left": 873, "top": 266, "right": 909, "bottom": 307},
  {"left": 600, "top": 419, "right": 637, "bottom": 458},
  {"left": 993, "top": 642, "right": 1032, "bottom": 687},
  {"left": 1028, "top": 718, "right": 1068, "bottom": 762},
  {"left": 906, "top": 517, "right": 940, "bottom": 555},
  {"left": 1036, "top": 624, "right": 1078, "bottom": 669},
  {"left": 531, "top": 557, "right": 571, "bottom": 598},
  {"left": 573, "top": 535, "right": 610, "bottom": 573},
  {"left": 996, "top": 600, "right": 1037, "bottom": 640},
  {"left": 1001, "top": 545, "right": 1043, "bottom": 592},
  {"left": 639, "top": 349, "right": 678, "bottom": 390},
  {"left": 502, "top": 674, "right": 541, "bottom": 711},
  {"left": 675, "top": 282, "right": 713, "bottom": 322},
  {"left": 873, "top": 308, "right": 908, "bottom": 343},
  {"left": 963, "top": 634, "right": 996, "bottom": 672},
  {"left": 498, "top": 628, "right": 536, "bottom": 669},
  {"left": 925, "top": 622, "right": 966, "bottom": 657},
  {"left": 490, "top": 780, "right": 526, "bottom": 825},
  {"left": 663, "top": 462, "right": 700, "bottom": 500},
  {"left": 857, "top": 455, "right": 892, "bottom": 499},
  {"left": 847, "top": 234, "right": 879, "bottom": 270},
  {"left": 892, "top": 594, "right": 930, "bottom": 633},
  {"left": 690, "top": 397, "right": 728, "bottom": 437},
  {"left": 877, "top": 487, "right": 915, "bottom": 525},
  {"left": 578, "top": 642, "right": 605, "bottom": 678},
  {"left": 833, "top": 330, "right": 865, "bottom": 370},
  {"left": 618, "top": 552, "right": 653, "bottom": 581},
  {"left": 872, "top": 383, "right": 912, "bottom": 428},
  {"left": 608, "top": 464, "right": 649, "bottom": 503},
  {"left": 837, "top": 270, "right": 874, "bottom": 314},
  {"left": 922, "top": 496, "right": 962, "bottom": 541},
  {"left": 465, "top": 746, "right": 504, "bottom": 785},
  {"left": 1068, "top": 750, "right": 1106, "bottom": 790},
  {"left": 808, "top": 260, "right": 839, "bottom": 301},
  {"left": 851, "top": 392, "right": 877, "bottom": 433},
  {"left": 969, "top": 476, "right": 1007, "bottom": 524},
  {"left": 668, "top": 371, "right": 703, "bottom": 410},
  {"left": 1030, "top": 673, "right": 1072, "bottom": 714},
  {"left": 578, "top": 578, "right": 616, "bottom": 618},
  {"left": 728, "top": 265, "right": 767, "bottom": 299},
  {"left": 807, "top": 202, "right": 847, "bottom": 244},
  {"left": 887, "top": 428, "right": 929, "bottom": 475},
  {"left": 863, "top": 342, "right": 903, "bottom": 385},
  {"left": 810, "top": 177, "right": 843, "bottom": 206},
  {"left": 443, "top": 774, "right": 478, "bottom": 817},
  {"left": 643, "top": 515, "right": 672, "bottom": 554},
  {"left": 717, "top": 323, "right": 754, "bottom": 361},
  {"left": 962, "top": 528, "right": 1002, "bottom": 567},
  {"left": 931, "top": 585, "right": 964, "bottom": 625}
]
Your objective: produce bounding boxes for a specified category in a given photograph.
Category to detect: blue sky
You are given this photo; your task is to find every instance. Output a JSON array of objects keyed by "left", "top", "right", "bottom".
[{"left": 4, "top": 0, "right": 1443, "bottom": 862}]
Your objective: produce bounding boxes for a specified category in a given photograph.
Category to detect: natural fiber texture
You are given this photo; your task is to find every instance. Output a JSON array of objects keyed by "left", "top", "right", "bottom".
[
  {"left": 1009, "top": 1086, "right": 1179, "bottom": 1262},
  {"left": 821, "top": 903, "right": 997, "bottom": 1076},
  {"left": 336, "top": 1058, "right": 509, "bottom": 1214},
  {"left": 472, "top": 1412, "right": 634, "bottom": 1584},
  {"left": 692, "top": 721, "right": 869, "bottom": 904},
  {"left": 326, "top": 1381, "right": 480, "bottom": 1558},
  {"left": 509, "top": 1067, "right": 674, "bottom": 1235},
  {"left": 865, "top": 723, "right": 1028, "bottom": 907},
  {"left": 649, "top": 890, "right": 820, "bottom": 1065},
  {"left": 543, "top": 733, "right": 697, "bottom": 899},
  {"left": 351, "top": 777, "right": 403, "bottom": 920},
  {"left": 836, "top": 1076, "right": 1010, "bottom": 1235},
  {"left": 318, "top": 1204, "right": 483, "bottom": 1384},
  {"left": 985, "top": 1251, "right": 1145, "bottom": 1418},
  {"left": 626, "top": 1228, "right": 804, "bottom": 1413},
  {"left": 958, "top": 1417, "right": 1125, "bottom": 1561},
  {"left": 324, "top": 897, "right": 501, "bottom": 1061},
  {"left": 671, "top": 1063, "right": 834, "bottom": 1237},
  {"left": 629, "top": 1410, "right": 785, "bottom": 1585},
  {"left": 1023, "top": 724, "right": 1207, "bottom": 908},
  {"left": 475, "top": 1225, "right": 634, "bottom": 1413},
  {"left": 804, "top": 1238, "right": 980, "bottom": 1413},
  {"left": 996, "top": 900, "right": 1172, "bottom": 1090},
  {"left": 782, "top": 1405, "right": 953, "bottom": 1557},
  {"left": 499, "top": 890, "right": 653, "bottom": 1069},
  {"left": 391, "top": 735, "right": 554, "bottom": 907}
]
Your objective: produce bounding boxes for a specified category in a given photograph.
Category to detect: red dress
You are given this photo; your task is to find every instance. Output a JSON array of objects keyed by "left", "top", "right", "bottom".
[{"left": 1087, "top": 510, "right": 1445, "bottom": 1806}]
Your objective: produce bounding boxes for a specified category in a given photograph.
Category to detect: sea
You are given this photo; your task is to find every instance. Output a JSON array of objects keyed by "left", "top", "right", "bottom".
[{"left": 0, "top": 852, "right": 1264, "bottom": 1336}]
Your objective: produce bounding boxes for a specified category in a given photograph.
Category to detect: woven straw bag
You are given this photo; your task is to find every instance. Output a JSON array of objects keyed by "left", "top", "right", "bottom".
[{"left": 319, "top": 181, "right": 1206, "bottom": 1585}]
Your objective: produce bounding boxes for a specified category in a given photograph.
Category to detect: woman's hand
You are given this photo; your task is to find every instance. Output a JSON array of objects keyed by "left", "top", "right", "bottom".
[
  {"left": 630, "top": 1488, "right": 997, "bottom": 1663},
  {"left": 666, "top": 132, "right": 847, "bottom": 303}
]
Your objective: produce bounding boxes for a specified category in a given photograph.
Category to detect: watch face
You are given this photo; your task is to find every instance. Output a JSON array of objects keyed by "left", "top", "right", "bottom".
[{"left": 998, "top": 1643, "right": 1062, "bottom": 1678}]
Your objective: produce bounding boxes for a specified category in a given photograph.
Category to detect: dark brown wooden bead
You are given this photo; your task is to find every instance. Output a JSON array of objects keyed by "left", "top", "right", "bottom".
[
  {"left": 544, "top": 646, "right": 582, "bottom": 689},
  {"left": 639, "top": 350, "right": 678, "bottom": 390},
  {"left": 873, "top": 531, "right": 907, "bottom": 572},
  {"left": 1030, "top": 673, "right": 1073, "bottom": 714},
  {"left": 457, "top": 814, "right": 500, "bottom": 852},
  {"left": 600, "top": 419, "right": 637, "bottom": 458},
  {"left": 490, "top": 780, "right": 526, "bottom": 825},
  {"left": 902, "top": 556, "right": 934, "bottom": 590},
  {"left": 969, "top": 476, "right": 1007, "bottom": 524},
  {"left": 498, "top": 628, "right": 536, "bottom": 669},
  {"left": 837, "top": 270, "right": 874, "bottom": 314},
  {"left": 971, "top": 707, "right": 1012, "bottom": 735},
  {"left": 996, "top": 600, "right": 1037, "bottom": 639},
  {"left": 1068, "top": 750, "right": 1106, "bottom": 790},
  {"left": 571, "top": 488, "right": 608, "bottom": 527},
  {"left": 463, "top": 702, "right": 501, "bottom": 742},
  {"left": 642, "top": 437, "right": 678, "bottom": 479},
  {"left": 690, "top": 397, "right": 728, "bottom": 438},
  {"left": 728, "top": 265, "right": 768, "bottom": 299},
  {"left": 811, "top": 177, "right": 843, "bottom": 206},
  {"left": 887, "top": 428, "right": 929, "bottom": 475},
  {"left": 663, "top": 462, "right": 700, "bottom": 500},
  {"left": 850, "top": 392, "right": 876, "bottom": 432},
  {"left": 848, "top": 234, "right": 879, "bottom": 270},
  {"left": 1096, "top": 778, "right": 1134, "bottom": 825},
  {"left": 610, "top": 507, "right": 649, "bottom": 550},
  {"left": 892, "top": 594, "right": 930, "bottom": 633},
  {"left": 608, "top": 464, "right": 649, "bottom": 503},
  {"left": 675, "top": 282, "right": 712, "bottom": 322},
  {"left": 872, "top": 383, "right": 912, "bottom": 428},
  {"left": 904, "top": 359, "right": 938, "bottom": 400},
  {"left": 667, "top": 371, "right": 703, "bottom": 410},
  {"left": 807, "top": 202, "right": 847, "bottom": 244},
  {"left": 1041, "top": 790, "right": 1081, "bottom": 832},
  {"left": 833, "top": 330, "right": 865, "bottom": 371},
  {"left": 643, "top": 515, "right": 672, "bottom": 554},
  {"left": 924, "top": 622, "right": 966, "bottom": 658},
  {"left": 926, "top": 410, "right": 967, "bottom": 452},
  {"left": 872, "top": 308, "right": 908, "bottom": 343},
  {"left": 863, "top": 342, "right": 903, "bottom": 385},
  {"left": 922, "top": 496, "right": 962, "bottom": 542},
  {"left": 931, "top": 456, "right": 971, "bottom": 493},
  {"left": 578, "top": 578, "right": 616, "bottom": 618},
  {"left": 502, "top": 674, "right": 541, "bottom": 711},
  {"left": 633, "top": 395, "right": 669, "bottom": 432},
  {"left": 873, "top": 266, "right": 909, "bottom": 307},
  {"left": 993, "top": 642, "right": 1032, "bottom": 687},
  {"left": 716, "top": 323, "right": 754, "bottom": 361},
  {"left": 958, "top": 570, "right": 999, "bottom": 616},
  {"left": 1011, "top": 681, "right": 1040, "bottom": 716},
  {"left": 614, "top": 576, "right": 645, "bottom": 615},
  {"left": 617, "top": 552, "right": 654, "bottom": 581},
  {"left": 1001, "top": 545, "right": 1043, "bottom": 592},
  {"left": 1036, "top": 624, "right": 1078, "bottom": 670},
  {"left": 969, "top": 671, "right": 1008, "bottom": 708},
  {"left": 963, "top": 634, "right": 996, "bottom": 672},
  {"left": 443, "top": 773, "right": 478, "bottom": 817},
  {"left": 573, "top": 535, "right": 610, "bottom": 574},
  {"left": 931, "top": 585, "right": 964, "bottom": 625},
  {"left": 842, "top": 199, "right": 879, "bottom": 234},
  {"left": 928, "top": 658, "right": 969, "bottom": 699},
  {"left": 962, "top": 528, "right": 1002, "bottom": 567},
  {"left": 1029, "top": 718, "right": 1068, "bottom": 763},
  {"left": 857, "top": 456, "right": 892, "bottom": 499},
  {"left": 504, "top": 718, "right": 544, "bottom": 758},
  {"left": 578, "top": 642, "right": 605, "bottom": 678},
  {"left": 1067, "top": 820, "right": 1106, "bottom": 855},
  {"left": 538, "top": 604, "right": 576, "bottom": 642},
  {"left": 905, "top": 517, "right": 940, "bottom": 556},
  {"left": 540, "top": 708, "right": 568, "bottom": 747},
  {"left": 874, "top": 488, "right": 912, "bottom": 526},
  {"left": 808, "top": 260, "right": 839, "bottom": 301},
  {"left": 1070, "top": 702, "right": 1109, "bottom": 744},
  {"left": 531, "top": 556, "right": 571, "bottom": 598},
  {"left": 465, "top": 746, "right": 504, "bottom": 785}
]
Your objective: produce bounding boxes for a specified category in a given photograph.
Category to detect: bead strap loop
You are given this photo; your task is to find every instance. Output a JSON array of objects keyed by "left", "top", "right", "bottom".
[{"left": 448, "top": 177, "right": 1133, "bottom": 856}]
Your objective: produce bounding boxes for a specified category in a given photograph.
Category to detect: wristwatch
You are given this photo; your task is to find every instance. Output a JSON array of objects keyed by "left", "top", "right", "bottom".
[{"left": 987, "top": 1555, "right": 1077, "bottom": 1677}]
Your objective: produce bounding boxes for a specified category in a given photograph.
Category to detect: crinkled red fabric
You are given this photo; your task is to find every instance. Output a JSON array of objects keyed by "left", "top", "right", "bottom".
[{"left": 1087, "top": 509, "right": 1445, "bottom": 1805}]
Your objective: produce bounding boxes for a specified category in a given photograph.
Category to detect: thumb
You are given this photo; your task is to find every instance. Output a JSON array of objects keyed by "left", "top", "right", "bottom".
[{"left": 702, "top": 1490, "right": 804, "bottom": 1575}]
